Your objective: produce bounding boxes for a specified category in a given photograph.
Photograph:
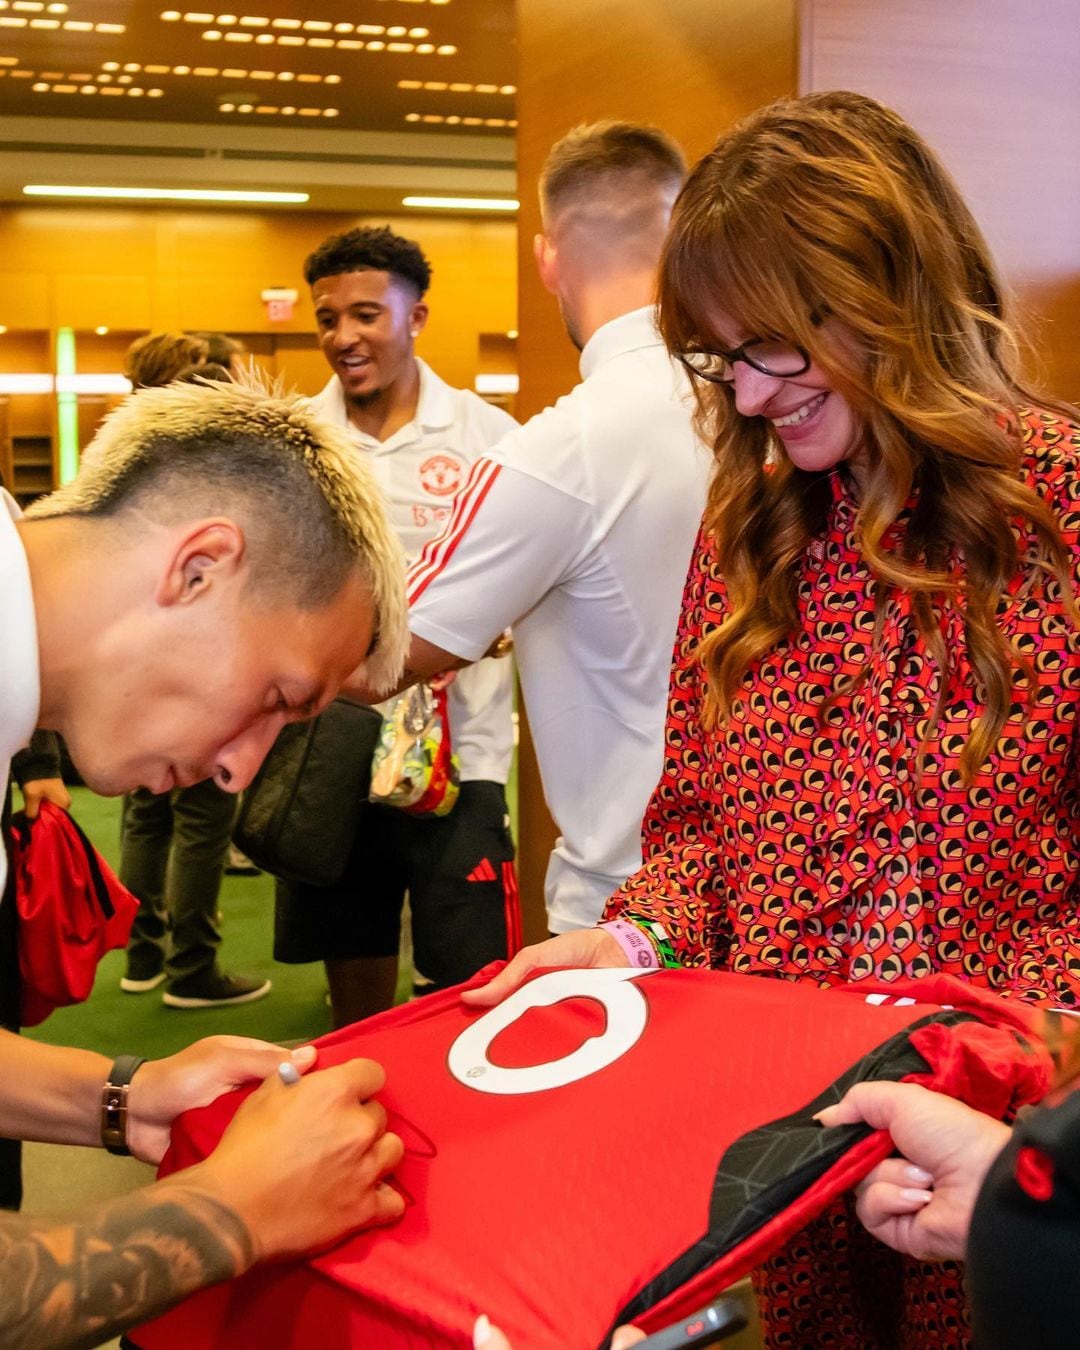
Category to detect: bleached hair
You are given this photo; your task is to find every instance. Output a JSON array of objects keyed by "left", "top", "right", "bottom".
[{"left": 28, "top": 373, "right": 408, "bottom": 691}]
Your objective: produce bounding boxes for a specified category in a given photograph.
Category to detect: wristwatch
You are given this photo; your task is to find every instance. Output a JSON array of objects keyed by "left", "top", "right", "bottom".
[{"left": 100, "top": 1054, "right": 146, "bottom": 1156}]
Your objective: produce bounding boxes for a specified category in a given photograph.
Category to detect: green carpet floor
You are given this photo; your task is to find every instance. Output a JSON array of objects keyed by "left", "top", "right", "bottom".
[{"left": 25, "top": 787, "right": 338, "bottom": 1060}]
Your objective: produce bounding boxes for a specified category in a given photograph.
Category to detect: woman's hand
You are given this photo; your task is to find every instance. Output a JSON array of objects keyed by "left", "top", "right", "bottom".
[{"left": 461, "top": 929, "right": 629, "bottom": 1008}]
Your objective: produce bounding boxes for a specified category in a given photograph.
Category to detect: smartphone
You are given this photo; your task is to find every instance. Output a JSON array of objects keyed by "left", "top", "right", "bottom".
[{"left": 629, "top": 1296, "right": 748, "bottom": 1349}]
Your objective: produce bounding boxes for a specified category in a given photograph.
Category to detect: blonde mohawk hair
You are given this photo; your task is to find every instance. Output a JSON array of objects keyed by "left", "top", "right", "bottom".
[{"left": 30, "top": 374, "right": 408, "bottom": 692}]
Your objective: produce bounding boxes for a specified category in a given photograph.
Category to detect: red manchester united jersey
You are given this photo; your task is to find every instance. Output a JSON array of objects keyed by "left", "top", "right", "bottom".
[{"left": 134, "top": 967, "right": 1049, "bottom": 1350}]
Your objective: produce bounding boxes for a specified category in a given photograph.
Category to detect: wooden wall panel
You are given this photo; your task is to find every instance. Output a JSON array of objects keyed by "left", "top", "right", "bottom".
[
  {"left": 0, "top": 206, "right": 516, "bottom": 394},
  {"left": 512, "top": 0, "right": 798, "bottom": 944},
  {"left": 801, "top": 0, "right": 1080, "bottom": 400}
]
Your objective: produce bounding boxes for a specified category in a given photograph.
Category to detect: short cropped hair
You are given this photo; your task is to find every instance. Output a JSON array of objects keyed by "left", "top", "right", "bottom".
[
  {"left": 303, "top": 225, "right": 432, "bottom": 298},
  {"left": 29, "top": 379, "right": 407, "bottom": 690},
  {"left": 540, "top": 121, "right": 686, "bottom": 218},
  {"left": 124, "top": 332, "right": 208, "bottom": 389}
]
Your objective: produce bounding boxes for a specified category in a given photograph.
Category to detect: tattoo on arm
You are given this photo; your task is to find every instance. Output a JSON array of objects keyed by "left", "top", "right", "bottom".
[{"left": 0, "top": 1183, "right": 253, "bottom": 1350}]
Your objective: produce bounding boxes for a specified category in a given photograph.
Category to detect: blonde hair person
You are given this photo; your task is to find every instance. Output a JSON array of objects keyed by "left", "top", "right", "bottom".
[
  {"left": 467, "top": 91, "right": 1080, "bottom": 1347},
  {"left": 0, "top": 374, "right": 409, "bottom": 1346},
  {"left": 38, "top": 376, "right": 407, "bottom": 1008}
]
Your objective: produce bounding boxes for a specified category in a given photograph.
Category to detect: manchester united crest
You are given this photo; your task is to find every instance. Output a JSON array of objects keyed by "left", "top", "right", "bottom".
[{"left": 419, "top": 453, "right": 464, "bottom": 497}]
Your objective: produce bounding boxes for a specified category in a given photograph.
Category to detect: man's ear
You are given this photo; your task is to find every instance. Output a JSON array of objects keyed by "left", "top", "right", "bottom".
[
  {"left": 155, "top": 520, "right": 246, "bottom": 607},
  {"left": 534, "top": 233, "right": 559, "bottom": 295},
  {"left": 408, "top": 300, "right": 429, "bottom": 340}
]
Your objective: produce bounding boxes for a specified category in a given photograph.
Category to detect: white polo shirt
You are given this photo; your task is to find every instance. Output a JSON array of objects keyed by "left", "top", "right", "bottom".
[
  {"left": 0, "top": 490, "right": 41, "bottom": 898},
  {"left": 407, "top": 307, "right": 712, "bottom": 930},
  {"left": 307, "top": 361, "right": 518, "bottom": 785}
]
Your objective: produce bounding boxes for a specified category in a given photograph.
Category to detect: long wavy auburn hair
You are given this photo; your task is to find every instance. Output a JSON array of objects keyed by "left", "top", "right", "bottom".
[{"left": 659, "top": 89, "right": 1079, "bottom": 778}]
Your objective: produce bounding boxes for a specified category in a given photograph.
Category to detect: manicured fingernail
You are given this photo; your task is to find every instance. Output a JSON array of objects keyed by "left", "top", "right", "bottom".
[
  {"left": 291, "top": 1044, "right": 316, "bottom": 1065},
  {"left": 904, "top": 1164, "right": 933, "bottom": 1186},
  {"left": 473, "top": 1314, "right": 492, "bottom": 1347},
  {"left": 899, "top": 1188, "right": 933, "bottom": 1204}
]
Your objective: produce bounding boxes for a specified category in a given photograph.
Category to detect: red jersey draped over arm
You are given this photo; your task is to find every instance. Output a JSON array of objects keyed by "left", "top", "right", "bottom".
[{"left": 605, "top": 409, "right": 1080, "bottom": 1003}]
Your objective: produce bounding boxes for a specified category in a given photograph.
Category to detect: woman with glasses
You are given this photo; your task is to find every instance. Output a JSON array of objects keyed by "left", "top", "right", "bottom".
[{"left": 468, "top": 89, "right": 1080, "bottom": 1345}]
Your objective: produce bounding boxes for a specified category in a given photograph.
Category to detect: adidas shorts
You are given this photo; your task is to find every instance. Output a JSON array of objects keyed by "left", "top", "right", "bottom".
[{"left": 273, "top": 780, "right": 519, "bottom": 988}]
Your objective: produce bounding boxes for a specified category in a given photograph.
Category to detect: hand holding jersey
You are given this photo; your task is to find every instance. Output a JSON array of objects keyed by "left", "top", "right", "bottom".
[{"left": 817, "top": 1081, "right": 1012, "bottom": 1262}]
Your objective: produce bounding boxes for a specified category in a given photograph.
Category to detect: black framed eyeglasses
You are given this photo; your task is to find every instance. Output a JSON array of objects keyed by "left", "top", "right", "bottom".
[{"left": 677, "top": 337, "right": 811, "bottom": 385}]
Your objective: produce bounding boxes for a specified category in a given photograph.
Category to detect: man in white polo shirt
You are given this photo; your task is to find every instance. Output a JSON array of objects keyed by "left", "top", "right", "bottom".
[
  {"left": 357, "top": 124, "right": 712, "bottom": 935},
  {"left": 275, "top": 225, "right": 519, "bottom": 1025}
]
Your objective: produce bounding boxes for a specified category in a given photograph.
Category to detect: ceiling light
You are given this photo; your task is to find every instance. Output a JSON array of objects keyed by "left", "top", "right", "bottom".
[
  {"left": 46, "top": 0, "right": 66, "bottom": 9},
  {"left": 436, "top": 44, "right": 456, "bottom": 55},
  {"left": 408, "top": 27, "right": 428, "bottom": 37},
  {"left": 403, "top": 196, "right": 518, "bottom": 212},
  {"left": 145, "top": 63, "right": 169, "bottom": 73},
  {"left": 184, "top": 11, "right": 213, "bottom": 20},
  {"left": 161, "top": 10, "right": 181, "bottom": 19},
  {"left": 324, "top": 72, "right": 340, "bottom": 83},
  {"left": 240, "top": 15, "right": 268, "bottom": 25},
  {"left": 30, "top": 18, "right": 60, "bottom": 28},
  {"left": 216, "top": 12, "right": 237, "bottom": 22},
  {"left": 301, "top": 18, "right": 330, "bottom": 30},
  {"left": 94, "top": 325, "right": 109, "bottom": 335},
  {"left": 336, "top": 38, "right": 361, "bottom": 48},
  {"left": 224, "top": 30, "right": 252, "bottom": 40},
  {"left": 387, "top": 25, "right": 406, "bottom": 36},
  {"left": 148, "top": 87, "right": 164, "bottom": 97},
  {"left": 203, "top": 28, "right": 221, "bottom": 39},
  {"left": 218, "top": 100, "right": 234, "bottom": 111},
  {"left": 123, "top": 61, "right": 140, "bottom": 71},
  {"left": 332, "top": 21, "right": 352, "bottom": 32},
  {"left": 271, "top": 15, "right": 298, "bottom": 27},
  {"left": 171, "top": 64, "right": 190, "bottom": 73},
  {"left": 24, "top": 184, "right": 310, "bottom": 204},
  {"left": 0, "top": 326, "right": 7, "bottom": 335},
  {"left": 414, "top": 43, "right": 433, "bottom": 52},
  {"left": 94, "top": 22, "right": 124, "bottom": 31},
  {"left": 102, "top": 60, "right": 119, "bottom": 70}
]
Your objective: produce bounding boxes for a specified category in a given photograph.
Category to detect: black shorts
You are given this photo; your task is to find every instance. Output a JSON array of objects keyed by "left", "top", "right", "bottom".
[{"left": 273, "top": 780, "right": 519, "bottom": 989}]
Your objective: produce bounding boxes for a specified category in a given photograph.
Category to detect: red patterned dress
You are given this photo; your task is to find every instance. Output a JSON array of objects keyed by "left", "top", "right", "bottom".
[{"left": 603, "top": 408, "right": 1080, "bottom": 1346}]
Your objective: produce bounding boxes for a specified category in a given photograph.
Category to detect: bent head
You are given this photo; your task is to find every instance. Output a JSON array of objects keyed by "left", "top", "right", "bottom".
[
  {"left": 28, "top": 379, "right": 407, "bottom": 796},
  {"left": 660, "top": 90, "right": 1018, "bottom": 480}
]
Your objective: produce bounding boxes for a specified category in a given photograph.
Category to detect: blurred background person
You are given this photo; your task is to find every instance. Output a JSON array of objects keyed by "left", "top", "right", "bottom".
[{"left": 118, "top": 330, "right": 271, "bottom": 1009}]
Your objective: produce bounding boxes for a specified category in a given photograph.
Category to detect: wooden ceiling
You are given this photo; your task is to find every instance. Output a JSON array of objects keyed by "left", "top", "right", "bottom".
[
  {"left": 0, "top": 1, "right": 517, "bottom": 133},
  {"left": 0, "top": 2, "right": 517, "bottom": 212}
]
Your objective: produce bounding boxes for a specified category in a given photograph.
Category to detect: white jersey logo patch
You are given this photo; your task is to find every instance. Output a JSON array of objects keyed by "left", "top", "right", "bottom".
[{"left": 447, "top": 967, "right": 658, "bottom": 1095}]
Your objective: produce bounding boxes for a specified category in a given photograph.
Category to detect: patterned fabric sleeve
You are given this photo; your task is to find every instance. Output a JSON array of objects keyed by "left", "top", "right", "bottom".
[
  {"left": 997, "top": 418, "right": 1080, "bottom": 1008},
  {"left": 601, "top": 524, "right": 730, "bottom": 968}
]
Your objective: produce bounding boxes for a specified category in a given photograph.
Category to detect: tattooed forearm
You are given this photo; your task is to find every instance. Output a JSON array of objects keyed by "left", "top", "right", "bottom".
[{"left": 0, "top": 1181, "right": 253, "bottom": 1350}]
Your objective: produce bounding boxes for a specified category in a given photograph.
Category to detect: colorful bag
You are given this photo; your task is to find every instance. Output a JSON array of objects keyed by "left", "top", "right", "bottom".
[
  {"left": 9, "top": 800, "right": 138, "bottom": 1027},
  {"left": 369, "top": 682, "right": 459, "bottom": 816}
]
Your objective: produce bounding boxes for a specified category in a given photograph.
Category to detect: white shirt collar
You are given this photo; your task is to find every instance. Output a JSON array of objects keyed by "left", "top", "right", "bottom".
[
  {"left": 314, "top": 357, "right": 455, "bottom": 450},
  {"left": 578, "top": 306, "right": 663, "bottom": 381},
  {"left": 0, "top": 489, "right": 41, "bottom": 761}
]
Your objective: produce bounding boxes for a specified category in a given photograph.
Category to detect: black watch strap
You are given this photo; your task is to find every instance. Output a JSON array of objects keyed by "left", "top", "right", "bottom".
[{"left": 101, "top": 1054, "right": 146, "bottom": 1156}]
